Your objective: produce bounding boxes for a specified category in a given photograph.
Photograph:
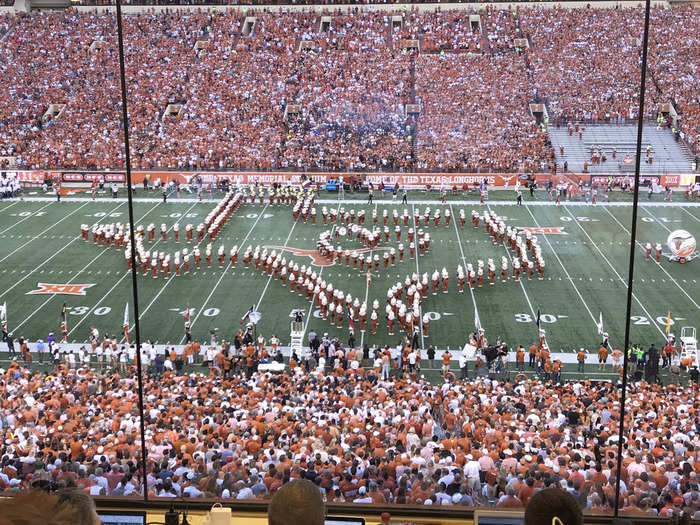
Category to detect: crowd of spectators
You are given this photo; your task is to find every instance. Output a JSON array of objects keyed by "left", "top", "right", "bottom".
[
  {"left": 0, "top": 6, "right": 697, "bottom": 172},
  {"left": 519, "top": 7, "right": 659, "bottom": 124},
  {"left": 647, "top": 6, "right": 700, "bottom": 152},
  {"left": 416, "top": 53, "right": 550, "bottom": 173},
  {"left": 0, "top": 351, "right": 698, "bottom": 517}
]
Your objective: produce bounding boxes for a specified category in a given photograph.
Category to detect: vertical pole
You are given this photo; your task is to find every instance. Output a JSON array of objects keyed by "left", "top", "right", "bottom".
[
  {"left": 614, "top": 0, "right": 652, "bottom": 516},
  {"left": 114, "top": 0, "right": 149, "bottom": 500}
]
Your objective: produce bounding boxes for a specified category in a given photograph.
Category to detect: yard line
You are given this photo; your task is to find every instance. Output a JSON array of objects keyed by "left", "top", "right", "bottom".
[
  {"left": 604, "top": 206, "right": 699, "bottom": 311},
  {"left": 0, "top": 202, "right": 54, "bottom": 235},
  {"left": 411, "top": 204, "right": 426, "bottom": 350},
  {"left": 0, "top": 201, "right": 20, "bottom": 213},
  {"left": 0, "top": 201, "right": 93, "bottom": 265},
  {"left": 254, "top": 214, "right": 300, "bottom": 311},
  {"left": 0, "top": 202, "right": 125, "bottom": 300},
  {"left": 679, "top": 206, "right": 700, "bottom": 224},
  {"left": 449, "top": 204, "right": 488, "bottom": 334},
  {"left": 523, "top": 205, "right": 600, "bottom": 332},
  {"left": 67, "top": 201, "right": 178, "bottom": 338},
  {"left": 562, "top": 205, "right": 666, "bottom": 339},
  {"left": 359, "top": 202, "right": 378, "bottom": 349},
  {"left": 302, "top": 198, "right": 343, "bottom": 337},
  {"left": 11, "top": 202, "right": 161, "bottom": 333},
  {"left": 484, "top": 204, "right": 537, "bottom": 319},
  {"left": 177, "top": 204, "right": 270, "bottom": 343}
]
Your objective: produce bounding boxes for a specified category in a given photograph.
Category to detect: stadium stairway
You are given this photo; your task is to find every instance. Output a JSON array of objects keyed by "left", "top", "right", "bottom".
[{"left": 548, "top": 123, "right": 693, "bottom": 175}]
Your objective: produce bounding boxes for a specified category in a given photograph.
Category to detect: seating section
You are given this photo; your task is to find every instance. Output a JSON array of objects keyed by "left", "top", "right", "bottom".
[{"left": 0, "top": 6, "right": 697, "bottom": 170}]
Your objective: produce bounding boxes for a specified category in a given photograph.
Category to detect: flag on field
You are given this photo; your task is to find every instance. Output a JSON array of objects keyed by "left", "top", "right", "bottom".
[
  {"left": 240, "top": 305, "right": 255, "bottom": 325},
  {"left": 0, "top": 302, "right": 6, "bottom": 332},
  {"left": 60, "top": 303, "right": 67, "bottom": 340},
  {"left": 665, "top": 311, "right": 671, "bottom": 335},
  {"left": 536, "top": 309, "right": 541, "bottom": 330},
  {"left": 123, "top": 303, "right": 130, "bottom": 343},
  {"left": 597, "top": 312, "right": 604, "bottom": 335},
  {"left": 249, "top": 310, "right": 262, "bottom": 324},
  {"left": 347, "top": 310, "right": 355, "bottom": 332},
  {"left": 474, "top": 307, "right": 482, "bottom": 332}
]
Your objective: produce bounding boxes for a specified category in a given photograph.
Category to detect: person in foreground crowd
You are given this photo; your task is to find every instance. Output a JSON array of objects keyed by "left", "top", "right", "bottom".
[
  {"left": 269, "top": 479, "right": 324, "bottom": 525},
  {"left": 524, "top": 487, "right": 582, "bottom": 525},
  {"left": 0, "top": 489, "right": 92, "bottom": 525}
]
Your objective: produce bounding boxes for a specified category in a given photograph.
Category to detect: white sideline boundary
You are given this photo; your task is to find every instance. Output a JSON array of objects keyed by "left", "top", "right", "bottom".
[
  {"left": 0, "top": 342, "right": 621, "bottom": 368},
  {"left": 8, "top": 196, "right": 700, "bottom": 207}
]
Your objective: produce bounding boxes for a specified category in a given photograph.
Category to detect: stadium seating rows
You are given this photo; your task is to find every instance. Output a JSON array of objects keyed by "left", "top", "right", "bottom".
[
  {"left": 0, "top": 6, "right": 697, "bottom": 171},
  {"left": 0, "top": 354, "right": 698, "bottom": 515}
]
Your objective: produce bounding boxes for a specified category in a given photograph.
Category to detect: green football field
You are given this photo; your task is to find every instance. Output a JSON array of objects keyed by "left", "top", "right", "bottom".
[{"left": 0, "top": 188, "right": 698, "bottom": 380}]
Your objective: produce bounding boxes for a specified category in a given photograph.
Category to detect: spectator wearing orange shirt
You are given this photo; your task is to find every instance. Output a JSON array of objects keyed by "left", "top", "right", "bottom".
[{"left": 598, "top": 346, "right": 609, "bottom": 370}]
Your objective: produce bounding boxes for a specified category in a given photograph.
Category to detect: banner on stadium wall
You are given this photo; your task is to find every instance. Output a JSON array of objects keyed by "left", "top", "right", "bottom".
[
  {"left": 20, "top": 170, "right": 685, "bottom": 188},
  {"left": 124, "top": 171, "right": 540, "bottom": 188},
  {"left": 61, "top": 171, "right": 126, "bottom": 183},
  {"left": 1, "top": 171, "right": 53, "bottom": 183},
  {"left": 591, "top": 175, "right": 661, "bottom": 186}
]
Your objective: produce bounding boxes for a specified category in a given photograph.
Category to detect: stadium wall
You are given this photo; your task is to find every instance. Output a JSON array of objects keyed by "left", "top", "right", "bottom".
[{"left": 6, "top": 169, "right": 694, "bottom": 189}]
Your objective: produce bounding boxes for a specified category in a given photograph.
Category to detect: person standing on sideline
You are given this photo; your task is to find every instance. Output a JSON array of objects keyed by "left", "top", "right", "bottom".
[{"left": 516, "top": 190, "right": 522, "bottom": 205}]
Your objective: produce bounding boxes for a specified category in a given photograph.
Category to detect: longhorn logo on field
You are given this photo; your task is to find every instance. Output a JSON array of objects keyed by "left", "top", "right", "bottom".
[
  {"left": 518, "top": 227, "right": 568, "bottom": 235},
  {"left": 26, "top": 283, "right": 96, "bottom": 296},
  {"left": 264, "top": 246, "right": 387, "bottom": 266}
]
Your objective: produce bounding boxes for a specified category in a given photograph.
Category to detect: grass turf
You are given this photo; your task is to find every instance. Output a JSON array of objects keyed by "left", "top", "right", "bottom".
[{"left": 0, "top": 189, "right": 698, "bottom": 384}]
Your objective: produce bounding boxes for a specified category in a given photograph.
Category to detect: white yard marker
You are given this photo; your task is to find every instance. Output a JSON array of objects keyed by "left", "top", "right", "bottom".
[
  {"left": 562, "top": 206, "right": 666, "bottom": 338},
  {"left": 302, "top": 198, "right": 343, "bottom": 337},
  {"left": 0, "top": 202, "right": 54, "bottom": 235},
  {"left": 0, "top": 201, "right": 20, "bottom": 213},
  {"left": 679, "top": 206, "right": 700, "bottom": 225},
  {"left": 254, "top": 213, "right": 300, "bottom": 312},
  {"left": 68, "top": 201, "right": 185, "bottom": 338},
  {"left": 604, "top": 206, "right": 699, "bottom": 311},
  {"left": 0, "top": 202, "right": 126, "bottom": 300},
  {"left": 450, "top": 203, "right": 488, "bottom": 333},
  {"left": 411, "top": 204, "right": 426, "bottom": 350},
  {"left": 524, "top": 206, "right": 600, "bottom": 332},
  {"left": 0, "top": 201, "right": 93, "bottom": 265},
  {"left": 177, "top": 204, "right": 270, "bottom": 343},
  {"left": 485, "top": 204, "right": 537, "bottom": 319},
  {"left": 11, "top": 202, "right": 161, "bottom": 332},
  {"left": 359, "top": 202, "right": 378, "bottom": 349}
]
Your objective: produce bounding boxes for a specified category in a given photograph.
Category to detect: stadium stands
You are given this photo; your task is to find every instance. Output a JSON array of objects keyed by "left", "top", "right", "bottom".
[
  {"left": 0, "top": 355, "right": 698, "bottom": 515},
  {"left": 0, "top": 6, "right": 697, "bottom": 172}
]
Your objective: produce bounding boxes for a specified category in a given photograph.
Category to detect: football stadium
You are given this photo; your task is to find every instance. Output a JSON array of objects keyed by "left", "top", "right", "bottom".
[{"left": 0, "top": 0, "right": 698, "bottom": 524}]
